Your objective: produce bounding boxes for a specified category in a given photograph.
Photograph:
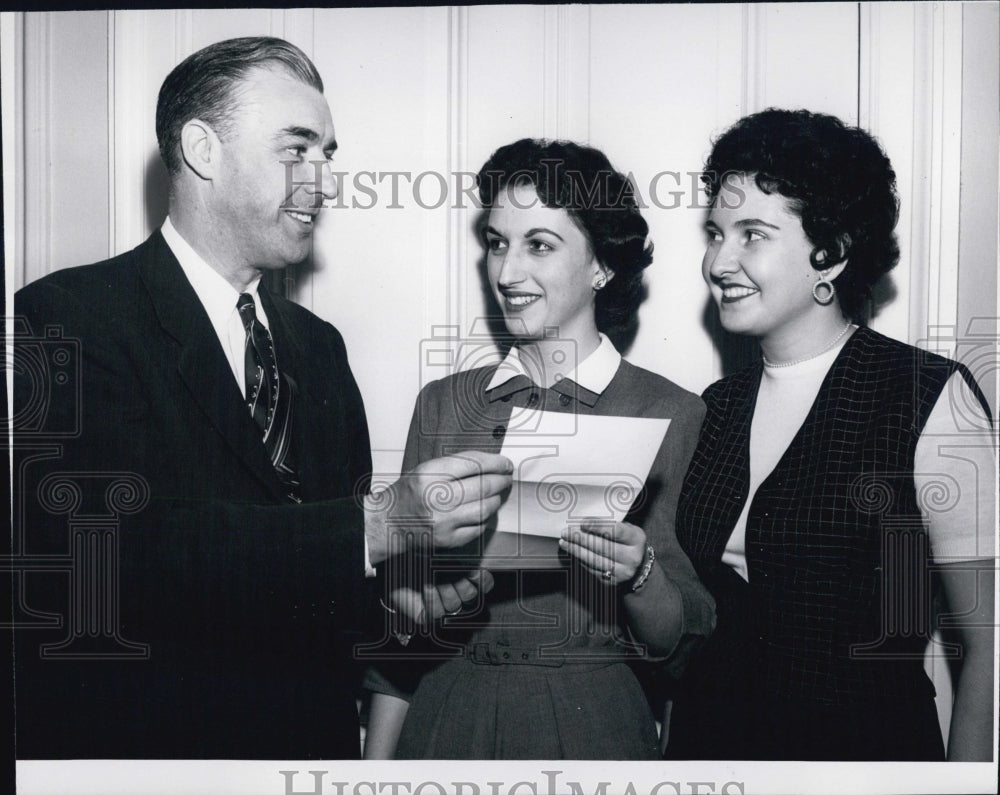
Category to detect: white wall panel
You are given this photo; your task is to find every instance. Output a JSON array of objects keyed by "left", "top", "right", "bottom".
[
  {"left": 456, "top": 4, "right": 550, "bottom": 360},
  {"left": 2, "top": 13, "right": 20, "bottom": 302},
  {"left": 20, "top": 13, "right": 112, "bottom": 285},
  {"left": 589, "top": 3, "right": 747, "bottom": 395},
  {"left": 110, "top": 10, "right": 180, "bottom": 256},
  {"left": 48, "top": 13, "right": 110, "bottom": 273},
  {"left": 755, "top": 3, "right": 859, "bottom": 122},
  {"left": 859, "top": 1, "right": 916, "bottom": 345},
  {"left": 20, "top": 12, "right": 51, "bottom": 288},
  {"left": 587, "top": 3, "right": 857, "bottom": 393},
  {"left": 956, "top": 2, "right": 998, "bottom": 416},
  {"left": 307, "top": 7, "right": 452, "bottom": 471}
]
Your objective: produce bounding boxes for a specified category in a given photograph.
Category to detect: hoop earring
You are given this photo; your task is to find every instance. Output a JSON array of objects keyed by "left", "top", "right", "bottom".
[{"left": 812, "top": 272, "right": 835, "bottom": 305}]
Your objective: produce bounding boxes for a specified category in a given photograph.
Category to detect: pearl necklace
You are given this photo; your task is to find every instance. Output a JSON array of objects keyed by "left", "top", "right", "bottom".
[{"left": 762, "top": 321, "right": 854, "bottom": 368}]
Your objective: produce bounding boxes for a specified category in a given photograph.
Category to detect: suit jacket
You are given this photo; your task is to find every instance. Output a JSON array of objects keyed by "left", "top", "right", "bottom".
[{"left": 13, "top": 232, "right": 373, "bottom": 758}]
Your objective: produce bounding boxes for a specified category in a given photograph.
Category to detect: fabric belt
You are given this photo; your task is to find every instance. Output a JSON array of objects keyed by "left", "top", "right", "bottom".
[
  {"left": 468, "top": 642, "right": 564, "bottom": 667},
  {"left": 466, "top": 642, "right": 626, "bottom": 669}
]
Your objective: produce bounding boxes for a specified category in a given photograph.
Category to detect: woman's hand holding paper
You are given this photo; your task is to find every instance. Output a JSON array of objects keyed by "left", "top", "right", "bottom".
[{"left": 558, "top": 520, "right": 648, "bottom": 585}]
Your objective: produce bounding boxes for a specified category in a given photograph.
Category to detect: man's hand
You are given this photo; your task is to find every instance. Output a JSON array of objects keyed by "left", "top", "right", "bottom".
[
  {"left": 364, "top": 450, "right": 512, "bottom": 566},
  {"left": 387, "top": 569, "right": 495, "bottom": 626}
]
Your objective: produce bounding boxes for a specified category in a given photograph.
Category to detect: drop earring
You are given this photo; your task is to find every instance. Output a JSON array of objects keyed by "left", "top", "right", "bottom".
[{"left": 812, "top": 269, "right": 836, "bottom": 305}]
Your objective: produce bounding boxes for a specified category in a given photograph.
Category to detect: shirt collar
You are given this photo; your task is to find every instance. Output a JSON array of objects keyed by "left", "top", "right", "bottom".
[
  {"left": 161, "top": 216, "right": 265, "bottom": 331},
  {"left": 486, "top": 333, "right": 621, "bottom": 405}
]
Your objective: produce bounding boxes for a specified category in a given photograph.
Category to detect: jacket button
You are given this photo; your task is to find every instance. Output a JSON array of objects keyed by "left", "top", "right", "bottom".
[
  {"left": 493, "top": 425, "right": 506, "bottom": 439},
  {"left": 559, "top": 394, "right": 572, "bottom": 406}
]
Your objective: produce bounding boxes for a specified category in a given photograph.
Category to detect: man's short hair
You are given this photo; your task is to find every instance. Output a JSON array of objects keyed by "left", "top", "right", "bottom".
[{"left": 155, "top": 36, "right": 323, "bottom": 175}]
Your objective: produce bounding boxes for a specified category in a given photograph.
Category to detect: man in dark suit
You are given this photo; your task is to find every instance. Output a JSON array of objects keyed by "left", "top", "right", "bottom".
[{"left": 11, "top": 36, "right": 510, "bottom": 759}]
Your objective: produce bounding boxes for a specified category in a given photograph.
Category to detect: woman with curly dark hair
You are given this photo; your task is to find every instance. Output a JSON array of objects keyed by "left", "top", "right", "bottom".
[
  {"left": 666, "top": 109, "right": 995, "bottom": 761},
  {"left": 363, "top": 139, "right": 715, "bottom": 759}
]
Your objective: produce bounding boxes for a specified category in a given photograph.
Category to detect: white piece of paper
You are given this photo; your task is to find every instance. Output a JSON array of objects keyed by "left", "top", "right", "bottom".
[{"left": 496, "top": 412, "right": 671, "bottom": 539}]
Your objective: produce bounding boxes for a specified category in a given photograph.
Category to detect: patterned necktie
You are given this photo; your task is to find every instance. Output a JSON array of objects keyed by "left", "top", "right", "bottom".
[{"left": 236, "top": 293, "right": 300, "bottom": 502}]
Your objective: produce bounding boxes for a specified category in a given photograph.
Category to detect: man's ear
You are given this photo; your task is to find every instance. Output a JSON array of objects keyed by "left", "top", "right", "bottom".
[{"left": 179, "top": 119, "right": 221, "bottom": 181}]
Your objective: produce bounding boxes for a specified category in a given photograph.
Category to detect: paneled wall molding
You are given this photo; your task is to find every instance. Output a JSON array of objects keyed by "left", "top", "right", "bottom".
[
  {"left": 111, "top": 10, "right": 155, "bottom": 258},
  {"left": 267, "top": 8, "right": 285, "bottom": 39},
  {"left": 279, "top": 9, "right": 319, "bottom": 75},
  {"left": 22, "top": 13, "right": 51, "bottom": 287},
  {"left": 859, "top": 1, "right": 915, "bottom": 345},
  {"left": 173, "top": 8, "right": 192, "bottom": 64},
  {"left": 446, "top": 4, "right": 593, "bottom": 340},
  {"left": 446, "top": 5, "right": 470, "bottom": 336},
  {"left": 543, "top": 4, "right": 591, "bottom": 142},
  {"left": 858, "top": 2, "right": 880, "bottom": 131},
  {"left": 859, "top": 2, "right": 963, "bottom": 351},
  {"left": 277, "top": 6, "right": 317, "bottom": 306},
  {"left": 897, "top": 2, "right": 963, "bottom": 353},
  {"left": 922, "top": 1, "right": 963, "bottom": 349},
  {"left": 107, "top": 11, "right": 116, "bottom": 262},
  {"left": 741, "top": 2, "right": 766, "bottom": 115},
  {"left": 3, "top": 13, "right": 24, "bottom": 291},
  {"left": 543, "top": 5, "right": 560, "bottom": 138}
]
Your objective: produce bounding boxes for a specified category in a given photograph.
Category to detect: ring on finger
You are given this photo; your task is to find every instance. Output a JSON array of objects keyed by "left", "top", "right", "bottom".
[{"left": 602, "top": 568, "right": 613, "bottom": 581}]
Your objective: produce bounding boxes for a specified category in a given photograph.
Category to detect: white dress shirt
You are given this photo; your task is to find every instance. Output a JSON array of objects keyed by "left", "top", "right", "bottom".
[{"left": 161, "top": 216, "right": 268, "bottom": 398}]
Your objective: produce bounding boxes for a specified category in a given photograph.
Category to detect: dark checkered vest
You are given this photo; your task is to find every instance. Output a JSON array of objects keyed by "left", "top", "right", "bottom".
[{"left": 676, "top": 326, "right": 986, "bottom": 706}]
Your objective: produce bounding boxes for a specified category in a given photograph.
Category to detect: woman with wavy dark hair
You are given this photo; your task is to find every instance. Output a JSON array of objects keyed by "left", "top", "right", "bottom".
[
  {"left": 666, "top": 109, "right": 995, "bottom": 761},
  {"left": 363, "top": 139, "right": 715, "bottom": 759}
]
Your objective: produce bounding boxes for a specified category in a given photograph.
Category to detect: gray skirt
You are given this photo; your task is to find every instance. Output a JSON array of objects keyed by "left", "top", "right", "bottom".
[{"left": 395, "top": 656, "right": 660, "bottom": 760}]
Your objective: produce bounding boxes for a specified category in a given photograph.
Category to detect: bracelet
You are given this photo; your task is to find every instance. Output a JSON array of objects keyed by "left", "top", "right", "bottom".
[{"left": 630, "top": 544, "right": 656, "bottom": 592}]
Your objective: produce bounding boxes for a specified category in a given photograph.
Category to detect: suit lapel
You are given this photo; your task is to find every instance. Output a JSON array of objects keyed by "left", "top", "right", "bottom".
[{"left": 133, "top": 232, "right": 286, "bottom": 500}]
